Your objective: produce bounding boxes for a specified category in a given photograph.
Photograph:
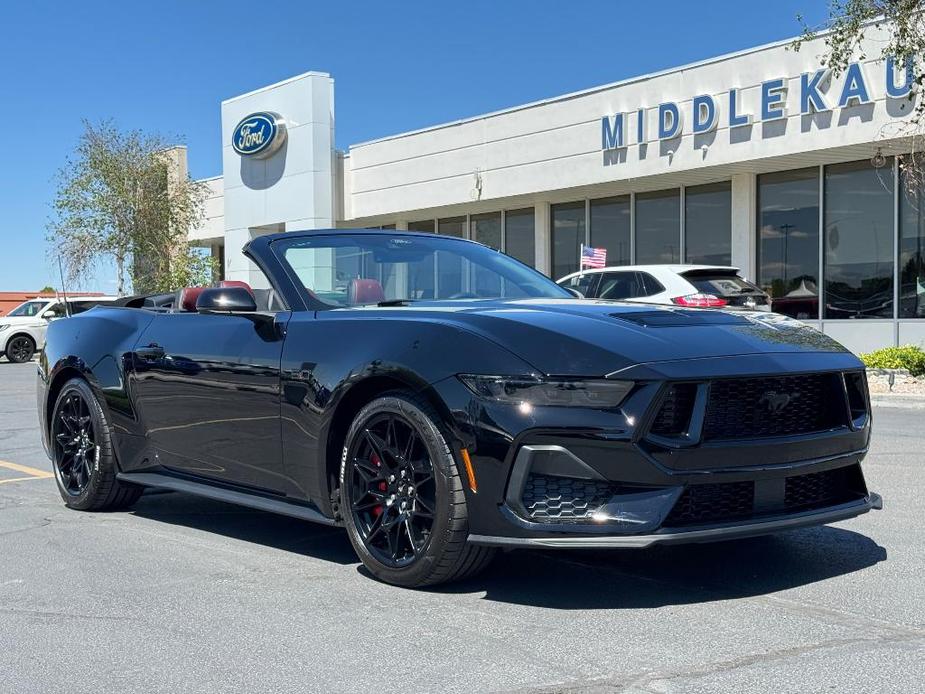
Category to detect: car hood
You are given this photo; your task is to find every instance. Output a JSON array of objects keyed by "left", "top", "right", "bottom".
[{"left": 357, "top": 298, "right": 853, "bottom": 376}]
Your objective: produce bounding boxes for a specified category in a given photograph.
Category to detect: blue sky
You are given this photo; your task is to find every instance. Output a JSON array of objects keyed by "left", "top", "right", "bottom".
[{"left": 0, "top": 0, "right": 829, "bottom": 292}]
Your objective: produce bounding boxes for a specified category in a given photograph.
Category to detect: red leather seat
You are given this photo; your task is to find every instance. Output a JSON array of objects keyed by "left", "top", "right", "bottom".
[
  {"left": 347, "top": 278, "right": 385, "bottom": 305},
  {"left": 178, "top": 287, "right": 206, "bottom": 312},
  {"left": 219, "top": 280, "right": 254, "bottom": 296}
]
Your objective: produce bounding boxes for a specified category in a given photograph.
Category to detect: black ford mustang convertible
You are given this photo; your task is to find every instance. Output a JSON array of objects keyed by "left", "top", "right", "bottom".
[{"left": 38, "top": 230, "right": 881, "bottom": 587}]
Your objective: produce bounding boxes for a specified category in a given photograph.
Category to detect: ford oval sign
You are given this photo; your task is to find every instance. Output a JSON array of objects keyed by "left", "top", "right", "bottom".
[{"left": 231, "top": 112, "right": 287, "bottom": 159}]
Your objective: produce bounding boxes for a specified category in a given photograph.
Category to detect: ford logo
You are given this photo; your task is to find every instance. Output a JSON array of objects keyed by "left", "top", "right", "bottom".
[{"left": 231, "top": 112, "right": 287, "bottom": 158}]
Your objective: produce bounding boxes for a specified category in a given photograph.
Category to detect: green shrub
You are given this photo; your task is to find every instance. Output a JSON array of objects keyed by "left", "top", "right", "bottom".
[{"left": 860, "top": 345, "right": 925, "bottom": 376}]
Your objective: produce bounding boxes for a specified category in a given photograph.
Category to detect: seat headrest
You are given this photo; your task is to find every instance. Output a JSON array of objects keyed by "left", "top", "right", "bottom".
[
  {"left": 219, "top": 280, "right": 254, "bottom": 296},
  {"left": 347, "top": 278, "right": 385, "bottom": 305},
  {"left": 178, "top": 287, "right": 206, "bottom": 312}
]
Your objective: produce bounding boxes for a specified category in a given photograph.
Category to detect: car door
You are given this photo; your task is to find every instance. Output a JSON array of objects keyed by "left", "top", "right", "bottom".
[
  {"left": 595, "top": 271, "right": 645, "bottom": 300},
  {"left": 130, "top": 302, "right": 297, "bottom": 495}
]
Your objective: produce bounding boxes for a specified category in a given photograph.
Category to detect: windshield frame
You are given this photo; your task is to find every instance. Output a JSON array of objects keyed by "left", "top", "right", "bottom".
[{"left": 270, "top": 231, "right": 571, "bottom": 310}]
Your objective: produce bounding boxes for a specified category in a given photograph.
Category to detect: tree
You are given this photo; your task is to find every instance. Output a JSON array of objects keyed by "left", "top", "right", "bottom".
[
  {"left": 794, "top": 1, "right": 925, "bottom": 187},
  {"left": 47, "top": 120, "right": 214, "bottom": 295},
  {"left": 39, "top": 286, "right": 56, "bottom": 294}
]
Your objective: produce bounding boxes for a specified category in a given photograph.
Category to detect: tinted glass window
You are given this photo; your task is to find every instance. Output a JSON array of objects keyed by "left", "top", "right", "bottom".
[
  {"left": 561, "top": 273, "right": 598, "bottom": 297},
  {"left": 505, "top": 208, "right": 535, "bottom": 267},
  {"left": 278, "top": 234, "right": 570, "bottom": 306},
  {"left": 471, "top": 212, "right": 502, "bottom": 250},
  {"left": 636, "top": 189, "right": 680, "bottom": 264},
  {"left": 638, "top": 272, "right": 665, "bottom": 296},
  {"left": 590, "top": 196, "right": 630, "bottom": 266},
  {"left": 597, "top": 272, "right": 644, "bottom": 300},
  {"left": 7, "top": 301, "right": 49, "bottom": 317},
  {"left": 824, "top": 159, "right": 894, "bottom": 319},
  {"left": 685, "top": 274, "right": 763, "bottom": 296},
  {"left": 757, "top": 168, "right": 820, "bottom": 319},
  {"left": 407, "top": 220, "right": 435, "bottom": 233},
  {"left": 685, "top": 182, "right": 732, "bottom": 265},
  {"left": 438, "top": 217, "right": 466, "bottom": 238},
  {"left": 899, "top": 170, "right": 925, "bottom": 318},
  {"left": 551, "top": 202, "right": 585, "bottom": 279}
]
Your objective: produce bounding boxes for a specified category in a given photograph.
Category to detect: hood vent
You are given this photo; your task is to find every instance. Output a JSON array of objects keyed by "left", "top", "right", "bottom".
[{"left": 611, "top": 309, "right": 751, "bottom": 328}]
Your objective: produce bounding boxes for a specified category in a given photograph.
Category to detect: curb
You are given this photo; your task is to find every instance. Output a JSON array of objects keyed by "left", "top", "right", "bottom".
[{"left": 870, "top": 394, "right": 925, "bottom": 410}]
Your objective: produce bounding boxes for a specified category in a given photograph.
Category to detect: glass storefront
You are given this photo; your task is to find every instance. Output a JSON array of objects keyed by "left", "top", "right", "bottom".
[
  {"left": 685, "top": 182, "right": 731, "bottom": 266},
  {"left": 823, "top": 160, "right": 894, "bottom": 319},
  {"left": 408, "top": 220, "right": 435, "bottom": 233},
  {"left": 438, "top": 216, "right": 466, "bottom": 237},
  {"left": 635, "top": 189, "right": 680, "bottom": 264},
  {"left": 590, "top": 196, "right": 631, "bottom": 267},
  {"left": 900, "top": 170, "right": 925, "bottom": 318},
  {"left": 471, "top": 212, "right": 502, "bottom": 250},
  {"left": 504, "top": 208, "right": 535, "bottom": 266},
  {"left": 757, "top": 168, "right": 820, "bottom": 319},
  {"left": 551, "top": 201, "right": 585, "bottom": 279}
]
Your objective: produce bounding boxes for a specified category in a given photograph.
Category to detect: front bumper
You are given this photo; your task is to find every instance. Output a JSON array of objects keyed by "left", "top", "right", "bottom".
[{"left": 470, "top": 492, "right": 882, "bottom": 548}]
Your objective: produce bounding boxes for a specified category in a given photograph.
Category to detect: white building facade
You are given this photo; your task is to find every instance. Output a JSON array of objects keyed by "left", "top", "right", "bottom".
[{"left": 188, "top": 25, "right": 925, "bottom": 354}]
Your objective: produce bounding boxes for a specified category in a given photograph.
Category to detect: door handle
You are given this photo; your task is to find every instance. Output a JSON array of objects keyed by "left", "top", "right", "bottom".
[{"left": 136, "top": 343, "right": 165, "bottom": 362}]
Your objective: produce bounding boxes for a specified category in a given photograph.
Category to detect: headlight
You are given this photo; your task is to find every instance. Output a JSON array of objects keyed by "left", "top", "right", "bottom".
[{"left": 458, "top": 375, "right": 633, "bottom": 408}]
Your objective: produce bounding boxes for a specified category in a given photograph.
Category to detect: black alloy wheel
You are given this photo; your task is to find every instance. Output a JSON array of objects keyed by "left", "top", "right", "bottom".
[
  {"left": 340, "top": 393, "right": 496, "bottom": 587},
  {"left": 52, "top": 390, "right": 97, "bottom": 495},
  {"left": 7, "top": 336, "right": 35, "bottom": 363},
  {"left": 347, "top": 412, "right": 437, "bottom": 567}
]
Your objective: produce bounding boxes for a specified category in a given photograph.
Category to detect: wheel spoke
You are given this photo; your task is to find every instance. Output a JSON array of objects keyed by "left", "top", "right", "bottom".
[
  {"left": 353, "top": 457, "right": 384, "bottom": 483},
  {"left": 363, "top": 429, "right": 388, "bottom": 465},
  {"left": 402, "top": 430, "right": 417, "bottom": 461}
]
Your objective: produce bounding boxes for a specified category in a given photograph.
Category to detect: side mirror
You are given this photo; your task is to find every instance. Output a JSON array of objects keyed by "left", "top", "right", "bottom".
[
  {"left": 564, "top": 287, "right": 584, "bottom": 299},
  {"left": 196, "top": 286, "right": 257, "bottom": 313}
]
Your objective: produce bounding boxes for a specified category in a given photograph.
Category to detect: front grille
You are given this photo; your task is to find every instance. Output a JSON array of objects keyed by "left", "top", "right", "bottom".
[
  {"left": 702, "top": 373, "right": 845, "bottom": 440},
  {"left": 664, "top": 481, "right": 755, "bottom": 526},
  {"left": 785, "top": 466, "right": 866, "bottom": 512},
  {"left": 663, "top": 464, "right": 866, "bottom": 527},
  {"left": 521, "top": 474, "right": 619, "bottom": 522}
]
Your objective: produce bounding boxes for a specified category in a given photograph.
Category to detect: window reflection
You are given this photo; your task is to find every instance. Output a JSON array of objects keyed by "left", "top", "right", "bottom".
[
  {"left": 590, "top": 196, "right": 630, "bottom": 266},
  {"left": 505, "top": 208, "right": 535, "bottom": 267},
  {"left": 824, "top": 160, "right": 894, "bottom": 319},
  {"left": 685, "top": 182, "right": 731, "bottom": 266},
  {"left": 407, "top": 220, "right": 435, "bottom": 233},
  {"left": 758, "top": 168, "right": 820, "bottom": 319},
  {"left": 471, "top": 212, "right": 502, "bottom": 250},
  {"left": 635, "top": 190, "right": 680, "bottom": 264},
  {"left": 900, "top": 169, "right": 925, "bottom": 318},
  {"left": 551, "top": 202, "right": 585, "bottom": 279}
]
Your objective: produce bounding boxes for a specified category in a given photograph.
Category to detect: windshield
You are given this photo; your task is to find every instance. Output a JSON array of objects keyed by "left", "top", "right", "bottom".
[
  {"left": 275, "top": 234, "right": 571, "bottom": 306},
  {"left": 7, "top": 300, "right": 51, "bottom": 317}
]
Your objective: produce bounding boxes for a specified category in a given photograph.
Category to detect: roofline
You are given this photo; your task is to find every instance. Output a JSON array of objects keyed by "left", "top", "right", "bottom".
[
  {"left": 222, "top": 71, "right": 331, "bottom": 106},
  {"left": 349, "top": 22, "right": 855, "bottom": 150}
]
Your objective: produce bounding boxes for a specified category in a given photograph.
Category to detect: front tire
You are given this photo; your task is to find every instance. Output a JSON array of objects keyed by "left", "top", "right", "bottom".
[
  {"left": 340, "top": 393, "right": 495, "bottom": 587},
  {"left": 6, "top": 335, "right": 35, "bottom": 363},
  {"left": 51, "top": 378, "right": 142, "bottom": 511}
]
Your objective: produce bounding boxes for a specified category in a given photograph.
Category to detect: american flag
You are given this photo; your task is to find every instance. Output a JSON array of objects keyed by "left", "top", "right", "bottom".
[{"left": 581, "top": 245, "right": 607, "bottom": 269}]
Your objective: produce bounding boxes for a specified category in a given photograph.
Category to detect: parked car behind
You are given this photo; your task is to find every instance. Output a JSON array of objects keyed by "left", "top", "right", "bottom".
[
  {"left": 557, "top": 265, "right": 772, "bottom": 311},
  {"left": 0, "top": 296, "right": 118, "bottom": 363}
]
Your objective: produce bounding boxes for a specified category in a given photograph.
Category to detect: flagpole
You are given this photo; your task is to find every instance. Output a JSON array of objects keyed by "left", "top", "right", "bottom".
[{"left": 579, "top": 243, "right": 585, "bottom": 279}]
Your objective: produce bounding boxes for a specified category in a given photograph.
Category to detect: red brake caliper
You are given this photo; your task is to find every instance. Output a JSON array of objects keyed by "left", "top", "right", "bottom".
[{"left": 371, "top": 453, "right": 385, "bottom": 517}]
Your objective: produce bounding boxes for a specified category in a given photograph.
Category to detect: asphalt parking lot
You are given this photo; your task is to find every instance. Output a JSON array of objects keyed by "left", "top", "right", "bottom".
[{"left": 0, "top": 361, "right": 922, "bottom": 693}]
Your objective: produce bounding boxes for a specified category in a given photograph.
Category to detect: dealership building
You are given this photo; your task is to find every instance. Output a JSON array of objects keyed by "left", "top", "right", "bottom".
[{"left": 187, "top": 24, "right": 925, "bottom": 354}]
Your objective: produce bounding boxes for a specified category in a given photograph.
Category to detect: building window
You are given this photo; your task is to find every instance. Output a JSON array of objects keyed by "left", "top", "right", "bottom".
[
  {"left": 590, "top": 196, "right": 630, "bottom": 266},
  {"left": 635, "top": 189, "right": 680, "bottom": 264},
  {"left": 408, "top": 220, "right": 435, "bottom": 233},
  {"left": 379, "top": 224, "right": 396, "bottom": 230},
  {"left": 757, "top": 168, "right": 820, "bottom": 320},
  {"left": 504, "top": 208, "right": 535, "bottom": 267},
  {"left": 900, "top": 169, "right": 925, "bottom": 318},
  {"left": 471, "top": 212, "right": 502, "bottom": 250},
  {"left": 438, "top": 216, "right": 466, "bottom": 238},
  {"left": 824, "top": 159, "right": 894, "bottom": 319},
  {"left": 685, "top": 182, "right": 731, "bottom": 266},
  {"left": 551, "top": 201, "right": 585, "bottom": 279}
]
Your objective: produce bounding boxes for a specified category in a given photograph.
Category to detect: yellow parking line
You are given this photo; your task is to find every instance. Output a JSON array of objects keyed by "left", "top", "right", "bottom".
[
  {"left": 0, "top": 460, "right": 53, "bottom": 480},
  {"left": 0, "top": 476, "right": 51, "bottom": 485}
]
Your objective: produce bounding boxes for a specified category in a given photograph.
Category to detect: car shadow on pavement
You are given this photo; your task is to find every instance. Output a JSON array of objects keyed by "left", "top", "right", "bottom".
[
  {"left": 129, "top": 489, "right": 359, "bottom": 566},
  {"left": 128, "top": 490, "right": 886, "bottom": 607},
  {"left": 440, "top": 526, "right": 887, "bottom": 609}
]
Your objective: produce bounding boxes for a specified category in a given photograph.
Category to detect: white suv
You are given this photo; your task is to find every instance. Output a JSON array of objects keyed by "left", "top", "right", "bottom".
[
  {"left": 557, "top": 265, "right": 772, "bottom": 311},
  {"left": 1, "top": 296, "right": 118, "bottom": 363}
]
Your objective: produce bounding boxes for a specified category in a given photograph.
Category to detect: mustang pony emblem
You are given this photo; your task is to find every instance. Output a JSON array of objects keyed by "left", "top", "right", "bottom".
[{"left": 759, "top": 390, "right": 799, "bottom": 414}]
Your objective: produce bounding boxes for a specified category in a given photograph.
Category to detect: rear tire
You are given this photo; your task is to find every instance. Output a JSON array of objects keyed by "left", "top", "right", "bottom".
[
  {"left": 340, "top": 392, "right": 495, "bottom": 587},
  {"left": 6, "top": 335, "right": 35, "bottom": 363},
  {"left": 50, "top": 378, "right": 142, "bottom": 511}
]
